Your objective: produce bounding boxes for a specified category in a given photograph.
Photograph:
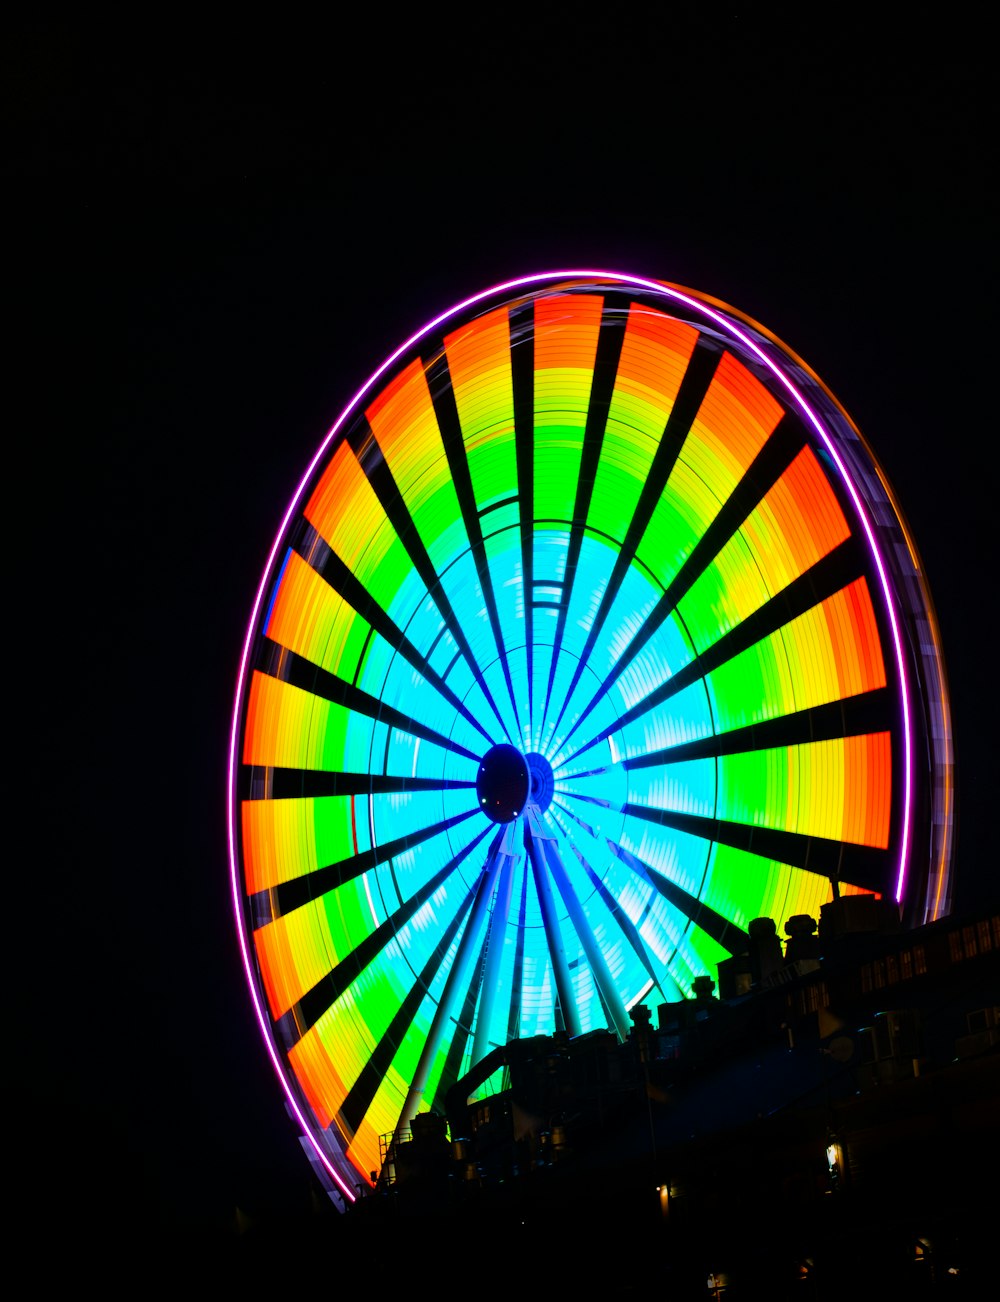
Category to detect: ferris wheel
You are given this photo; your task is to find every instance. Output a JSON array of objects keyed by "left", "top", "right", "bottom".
[{"left": 227, "top": 271, "right": 953, "bottom": 1203}]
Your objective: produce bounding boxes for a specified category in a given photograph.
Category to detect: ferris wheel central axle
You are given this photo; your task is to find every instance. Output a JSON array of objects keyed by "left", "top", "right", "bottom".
[{"left": 476, "top": 744, "right": 555, "bottom": 822}]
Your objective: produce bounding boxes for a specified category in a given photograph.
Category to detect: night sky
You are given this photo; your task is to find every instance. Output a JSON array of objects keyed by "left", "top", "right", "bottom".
[{"left": 12, "top": 12, "right": 992, "bottom": 1263}]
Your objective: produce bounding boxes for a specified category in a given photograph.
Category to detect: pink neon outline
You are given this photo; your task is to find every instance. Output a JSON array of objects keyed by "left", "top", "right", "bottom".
[{"left": 227, "top": 270, "right": 915, "bottom": 1191}]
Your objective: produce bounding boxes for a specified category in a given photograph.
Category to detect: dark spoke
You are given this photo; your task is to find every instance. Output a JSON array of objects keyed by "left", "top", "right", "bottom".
[
  {"left": 540, "top": 311, "right": 627, "bottom": 735},
  {"left": 620, "top": 689, "right": 890, "bottom": 768},
  {"left": 397, "top": 832, "right": 509, "bottom": 1130},
  {"left": 249, "top": 767, "right": 476, "bottom": 801},
  {"left": 280, "top": 826, "right": 493, "bottom": 1038},
  {"left": 549, "top": 800, "right": 596, "bottom": 838},
  {"left": 505, "top": 860, "right": 530, "bottom": 1044},
  {"left": 432, "top": 991, "right": 478, "bottom": 1120},
  {"left": 511, "top": 301, "right": 535, "bottom": 719},
  {"left": 563, "top": 537, "right": 863, "bottom": 765},
  {"left": 427, "top": 350, "right": 521, "bottom": 741},
  {"left": 551, "top": 340, "right": 721, "bottom": 738},
  {"left": 540, "top": 837, "right": 631, "bottom": 1039},
  {"left": 338, "top": 866, "right": 489, "bottom": 1137},
  {"left": 620, "top": 804, "right": 887, "bottom": 895},
  {"left": 345, "top": 419, "right": 510, "bottom": 736},
  {"left": 471, "top": 853, "right": 517, "bottom": 1066},
  {"left": 294, "top": 521, "right": 497, "bottom": 748},
  {"left": 524, "top": 821, "right": 581, "bottom": 1038},
  {"left": 608, "top": 837, "right": 749, "bottom": 956},
  {"left": 251, "top": 807, "right": 481, "bottom": 923},
  {"left": 561, "top": 413, "right": 804, "bottom": 752},
  {"left": 256, "top": 640, "right": 481, "bottom": 763},
  {"left": 562, "top": 835, "right": 668, "bottom": 1003}
]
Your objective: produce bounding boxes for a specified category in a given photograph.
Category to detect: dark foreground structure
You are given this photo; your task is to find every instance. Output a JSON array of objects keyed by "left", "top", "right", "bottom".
[
  {"left": 142, "top": 898, "right": 997, "bottom": 1296},
  {"left": 334, "top": 897, "right": 998, "bottom": 1298}
]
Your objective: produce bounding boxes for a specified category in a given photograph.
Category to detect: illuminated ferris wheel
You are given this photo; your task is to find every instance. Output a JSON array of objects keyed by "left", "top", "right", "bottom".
[{"left": 228, "top": 271, "right": 953, "bottom": 1204}]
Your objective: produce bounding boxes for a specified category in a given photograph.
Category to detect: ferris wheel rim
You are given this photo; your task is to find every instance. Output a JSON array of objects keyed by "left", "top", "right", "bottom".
[{"left": 227, "top": 269, "right": 946, "bottom": 1198}]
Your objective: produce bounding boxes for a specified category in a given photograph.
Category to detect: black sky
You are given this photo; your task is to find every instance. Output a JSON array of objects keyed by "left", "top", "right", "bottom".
[{"left": 11, "top": 11, "right": 993, "bottom": 1259}]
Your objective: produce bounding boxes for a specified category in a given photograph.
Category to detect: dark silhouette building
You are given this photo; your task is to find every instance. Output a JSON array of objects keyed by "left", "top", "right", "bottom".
[{"left": 338, "top": 898, "right": 998, "bottom": 1297}]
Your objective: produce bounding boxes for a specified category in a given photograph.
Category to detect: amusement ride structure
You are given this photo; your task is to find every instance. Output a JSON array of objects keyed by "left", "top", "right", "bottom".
[{"left": 227, "top": 271, "right": 955, "bottom": 1210}]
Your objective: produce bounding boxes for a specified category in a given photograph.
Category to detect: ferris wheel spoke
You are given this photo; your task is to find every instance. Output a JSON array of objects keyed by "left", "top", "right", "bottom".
[
  {"left": 620, "top": 804, "right": 888, "bottom": 894},
  {"left": 426, "top": 352, "right": 524, "bottom": 738},
  {"left": 292, "top": 523, "right": 498, "bottom": 748},
  {"left": 415, "top": 857, "right": 520, "bottom": 1115},
  {"left": 424, "top": 835, "right": 528, "bottom": 1111},
  {"left": 538, "top": 835, "right": 632, "bottom": 1040},
  {"left": 558, "top": 416, "right": 806, "bottom": 755},
  {"left": 428, "top": 962, "right": 485, "bottom": 1116},
  {"left": 549, "top": 339, "right": 721, "bottom": 741},
  {"left": 525, "top": 826, "right": 581, "bottom": 1038},
  {"left": 337, "top": 864, "right": 490, "bottom": 1139},
  {"left": 396, "top": 831, "right": 514, "bottom": 1130},
  {"left": 343, "top": 421, "right": 511, "bottom": 738},
  {"left": 557, "top": 785, "right": 619, "bottom": 813},
  {"left": 275, "top": 825, "right": 495, "bottom": 1040},
  {"left": 248, "top": 766, "right": 476, "bottom": 801},
  {"left": 608, "top": 837, "right": 750, "bottom": 956},
  {"left": 673, "top": 413, "right": 806, "bottom": 581},
  {"left": 621, "top": 688, "right": 891, "bottom": 772},
  {"left": 250, "top": 807, "right": 481, "bottom": 922},
  {"left": 511, "top": 302, "right": 536, "bottom": 723},
  {"left": 255, "top": 646, "right": 481, "bottom": 763},
  {"left": 538, "top": 312, "right": 627, "bottom": 738},
  {"left": 504, "top": 859, "right": 531, "bottom": 1045},
  {"left": 551, "top": 823, "right": 670, "bottom": 1003},
  {"left": 548, "top": 798, "right": 594, "bottom": 834},
  {"left": 561, "top": 538, "right": 864, "bottom": 767},
  {"left": 470, "top": 851, "right": 518, "bottom": 1067}
]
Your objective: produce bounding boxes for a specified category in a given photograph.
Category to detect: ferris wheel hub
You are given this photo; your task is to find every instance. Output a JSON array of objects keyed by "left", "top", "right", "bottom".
[{"left": 476, "top": 744, "right": 529, "bottom": 823}]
